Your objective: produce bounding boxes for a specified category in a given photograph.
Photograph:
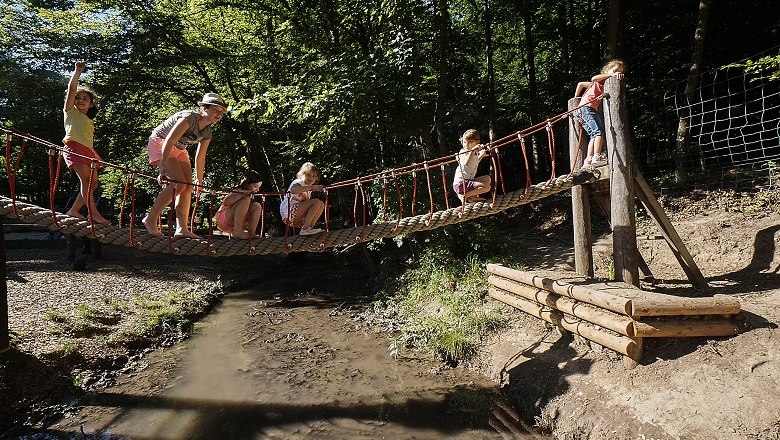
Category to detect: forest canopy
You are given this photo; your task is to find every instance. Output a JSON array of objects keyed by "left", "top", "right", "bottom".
[{"left": 0, "top": 0, "right": 777, "bottom": 221}]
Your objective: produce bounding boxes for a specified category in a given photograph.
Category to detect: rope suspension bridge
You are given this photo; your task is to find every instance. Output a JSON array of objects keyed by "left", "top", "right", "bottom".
[{"left": 1, "top": 96, "right": 602, "bottom": 257}]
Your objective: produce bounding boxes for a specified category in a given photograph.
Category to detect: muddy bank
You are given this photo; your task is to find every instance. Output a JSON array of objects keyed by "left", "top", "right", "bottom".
[
  {"left": 11, "top": 255, "right": 536, "bottom": 439},
  {"left": 475, "top": 209, "right": 780, "bottom": 439}
]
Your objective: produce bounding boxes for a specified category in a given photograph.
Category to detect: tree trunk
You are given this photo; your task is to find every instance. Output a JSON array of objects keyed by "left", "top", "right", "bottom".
[
  {"left": 675, "top": 0, "right": 711, "bottom": 185},
  {"left": 558, "top": 0, "right": 571, "bottom": 76},
  {"left": 434, "top": 0, "right": 450, "bottom": 156},
  {"left": 605, "top": 0, "right": 624, "bottom": 61},
  {"left": 522, "top": 3, "right": 541, "bottom": 177},
  {"left": 483, "top": 0, "right": 495, "bottom": 141}
]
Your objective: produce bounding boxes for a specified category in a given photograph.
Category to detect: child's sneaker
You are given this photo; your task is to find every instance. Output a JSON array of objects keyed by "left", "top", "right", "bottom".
[
  {"left": 300, "top": 227, "right": 324, "bottom": 236},
  {"left": 582, "top": 156, "right": 592, "bottom": 167},
  {"left": 591, "top": 153, "right": 607, "bottom": 166}
]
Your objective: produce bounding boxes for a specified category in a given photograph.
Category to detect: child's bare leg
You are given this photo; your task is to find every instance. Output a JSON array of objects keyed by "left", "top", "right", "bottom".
[
  {"left": 144, "top": 157, "right": 184, "bottom": 237},
  {"left": 172, "top": 160, "right": 199, "bottom": 238},
  {"left": 302, "top": 199, "right": 324, "bottom": 228},
  {"left": 245, "top": 202, "right": 262, "bottom": 237},
  {"left": 592, "top": 135, "right": 604, "bottom": 156},
  {"left": 68, "top": 164, "right": 109, "bottom": 224},
  {"left": 230, "top": 198, "right": 253, "bottom": 238},
  {"left": 464, "top": 176, "right": 492, "bottom": 202},
  {"left": 66, "top": 193, "right": 86, "bottom": 219},
  {"left": 143, "top": 184, "right": 177, "bottom": 237}
]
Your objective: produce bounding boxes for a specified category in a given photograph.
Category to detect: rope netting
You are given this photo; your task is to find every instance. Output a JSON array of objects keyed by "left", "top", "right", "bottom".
[{"left": 0, "top": 95, "right": 604, "bottom": 256}]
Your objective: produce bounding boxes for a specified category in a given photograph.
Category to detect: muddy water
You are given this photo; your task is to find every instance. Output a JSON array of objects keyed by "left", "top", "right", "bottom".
[{"left": 55, "top": 271, "right": 542, "bottom": 439}]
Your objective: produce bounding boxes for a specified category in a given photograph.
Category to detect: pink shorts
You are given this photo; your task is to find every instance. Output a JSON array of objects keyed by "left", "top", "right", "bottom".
[
  {"left": 215, "top": 209, "right": 233, "bottom": 234},
  {"left": 62, "top": 140, "right": 98, "bottom": 170},
  {"left": 147, "top": 137, "right": 190, "bottom": 165},
  {"left": 453, "top": 179, "right": 477, "bottom": 195}
]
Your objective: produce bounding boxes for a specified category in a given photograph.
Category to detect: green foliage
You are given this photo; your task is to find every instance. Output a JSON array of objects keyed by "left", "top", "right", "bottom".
[
  {"left": 131, "top": 281, "right": 218, "bottom": 336},
  {"left": 727, "top": 55, "right": 780, "bottom": 82},
  {"left": 371, "top": 249, "right": 508, "bottom": 363},
  {"left": 44, "top": 310, "right": 66, "bottom": 323}
]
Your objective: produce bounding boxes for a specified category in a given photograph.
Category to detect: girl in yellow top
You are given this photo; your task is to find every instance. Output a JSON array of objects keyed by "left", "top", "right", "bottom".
[{"left": 62, "top": 59, "right": 109, "bottom": 225}]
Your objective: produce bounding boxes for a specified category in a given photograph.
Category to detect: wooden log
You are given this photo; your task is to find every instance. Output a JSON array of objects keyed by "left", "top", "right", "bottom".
[
  {"left": 604, "top": 76, "right": 640, "bottom": 287},
  {"left": 633, "top": 318, "right": 740, "bottom": 338},
  {"left": 488, "top": 275, "right": 634, "bottom": 337},
  {"left": 568, "top": 97, "right": 594, "bottom": 278},
  {"left": 486, "top": 264, "right": 632, "bottom": 316},
  {"left": 488, "top": 287, "right": 560, "bottom": 325},
  {"left": 558, "top": 309, "right": 639, "bottom": 359},
  {"left": 633, "top": 170, "right": 708, "bottom": 288},
  {"left": 623, "top": 337, "right": 642, "bottom": 369},
  {"left": 592, "top": 191, "right": 654, "bottom": 279},
  {"left": 489, "top": 286, "right": 639, "bottom": 360},
  {"left": 631, "top": 294, "right": 740, "bottom": 317}
]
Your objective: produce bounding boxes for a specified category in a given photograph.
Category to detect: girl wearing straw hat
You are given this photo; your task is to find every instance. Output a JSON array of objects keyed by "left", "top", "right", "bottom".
[{"left": 142, "top": 92, "right": 228, "bottom": 238}]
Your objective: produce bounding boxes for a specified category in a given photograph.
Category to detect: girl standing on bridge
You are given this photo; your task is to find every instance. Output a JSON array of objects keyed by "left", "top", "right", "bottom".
[
  {"left": 142, "top": 92, "right": 228, "bottom": 238},
  {"left": 62, "top": 60, "right": 110, "bottom": 225},
  {"left": 280, "top": 162, "right": 326, "bottom": 235},
  {"left": 215, "top": 170, "right": 263, "bottom": 239}
]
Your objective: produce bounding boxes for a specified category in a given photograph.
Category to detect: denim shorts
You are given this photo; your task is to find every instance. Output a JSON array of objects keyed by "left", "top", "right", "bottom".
[{"left": 578, "top": 106, "right": 604, "bottom": 138}]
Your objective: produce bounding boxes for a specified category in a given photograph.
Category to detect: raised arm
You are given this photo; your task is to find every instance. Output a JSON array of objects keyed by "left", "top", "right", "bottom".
[
  {"left": 574, "top": 81, "right": 592, "bottom": 98},
  {"left": 590, "top": 71, "right": 625, "bottom": 83},
  {"left": 64, "top": 60, "right": 86, "bottom": 112}
]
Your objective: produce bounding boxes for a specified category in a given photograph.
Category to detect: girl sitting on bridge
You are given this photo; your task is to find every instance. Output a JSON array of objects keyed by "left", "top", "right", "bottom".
[{"left": 215, "top": 170, "right": 263, "bottom": 239}]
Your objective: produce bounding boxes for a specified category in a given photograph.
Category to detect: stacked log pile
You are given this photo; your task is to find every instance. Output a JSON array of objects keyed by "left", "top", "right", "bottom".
[{"left": 486, "top": 264, "right": 741, "bottom": 368}]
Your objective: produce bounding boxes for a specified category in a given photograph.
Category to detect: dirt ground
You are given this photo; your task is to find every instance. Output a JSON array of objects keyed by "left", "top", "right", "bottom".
[
  {"left": 474, "top": 191, "right": 780, "bottom": 439},
  {"left": 3, "top": 188, "right": 780, "bottom": 439}
]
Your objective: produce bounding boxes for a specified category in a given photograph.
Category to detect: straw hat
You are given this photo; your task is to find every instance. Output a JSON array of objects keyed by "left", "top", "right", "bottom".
[{"left": 197, "top": 92, "right": 227, "bottom": 110}]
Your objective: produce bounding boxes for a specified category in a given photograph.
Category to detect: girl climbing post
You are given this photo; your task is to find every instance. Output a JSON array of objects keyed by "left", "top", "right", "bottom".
[
  {"left": 215, "top": 170, "right": 263, "bottom": 239},
  {"left": 62, "top": 59, "right": 110, "bottom": 225},
  {"left": 142, "top": 92, "right": 228, "bottom": 238},
  {"left": 574, "top": 59, "right": 626, "bottom": 168}
]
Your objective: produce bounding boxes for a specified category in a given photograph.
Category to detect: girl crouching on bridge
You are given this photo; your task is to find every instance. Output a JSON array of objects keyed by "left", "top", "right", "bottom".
[
  {"left": 215, "top": 170, "right": 263, "bottom": 239},
  {"left": 453, "top": 129, "right": 492, "bottom": 204},
  {"left": 280, "top": 162, "right": 326, "bottom": 236}
]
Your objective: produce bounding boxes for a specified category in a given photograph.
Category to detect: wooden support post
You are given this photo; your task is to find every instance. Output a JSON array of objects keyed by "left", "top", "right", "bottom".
[
  {"left": 633, "top": 170, "right": 708, "bottom": 288},
  {"left": 592, "top": 191, "right": 654, "bottom": 278},
  {"left": 603, "top": 76, "right": 639, "bottom": 287},
  {"left": 569, "top": 98, "right": 593, "bottom": 278},
  {"left": 1, "top": 218, "right": 8, "bottom": 352},
  {"left": 89, "top": 239, "right": 102, "bottom": 259},
  {"left": 67, "top": 234, "right": 77, "bottom": 261}
]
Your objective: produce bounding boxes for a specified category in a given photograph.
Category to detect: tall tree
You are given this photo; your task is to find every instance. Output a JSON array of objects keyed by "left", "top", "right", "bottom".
[
  {"left": 675, "top": 0, "right": 711, "bottom": 185},
  {"left": 434, "top": 0, "right": 451, "bottom": 156},
  {"left": 483, "top": 0, "right": 495, "bottom": 141},
  {"left": 605, "top": 0, "right": 624, "bottom": 61}
]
